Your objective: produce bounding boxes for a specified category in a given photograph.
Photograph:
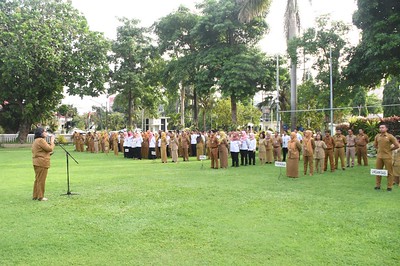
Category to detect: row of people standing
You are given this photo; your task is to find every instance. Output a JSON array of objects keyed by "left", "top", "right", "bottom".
[{"left": 285, "top": 128, "right": 370, "bottom": 178}]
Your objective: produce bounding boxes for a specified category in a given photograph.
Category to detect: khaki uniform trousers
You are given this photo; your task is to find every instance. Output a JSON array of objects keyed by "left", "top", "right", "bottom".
[
  {"left": 273, "top": 147, "right": 282, "bottom": 161},
  {"left": 346, "top": 147, "right": 355, "bottom": 167},
  {"left": 375, "top": 157, "right": 394, "bottom": 189},
  {"left": 357, "top": 146, "right": 368, "bottom": 166},
  {"left": 303, "top": 155, "right": 314, "bottom": 175},
  {"left": 211, "top": 148, "right": 219, "bottom": 169},
  {"left": 335, "top": 147, "right": 345, "bottom": 169},
  {"left": 324, "top": 149, "right": 335, "bottom": 171},
  {"left": 33, "top": 166, "right": 48, "bottom": 200},
  {"left": 182, "top": 148, "right": 189, "bottom": 161}
]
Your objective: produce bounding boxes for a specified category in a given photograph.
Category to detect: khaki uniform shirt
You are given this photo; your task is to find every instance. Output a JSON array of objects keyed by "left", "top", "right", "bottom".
[
  {"left": 356, "top": 133, "right": 369, "bottom": 146},
  {"left": 32, "top": 138, "right": 55, "bottom": 168},
  {"left": 374, "top": 133, "right": 398, "bottom": 159},
  {"left": 333, "top": 134, "right": 346, "bottom": 148},
  {"left": 346, "top": 134, "right": 356, "bottom": 147},
  {"left": 323, "top": 136, "right": 335, "bottom": 149}
]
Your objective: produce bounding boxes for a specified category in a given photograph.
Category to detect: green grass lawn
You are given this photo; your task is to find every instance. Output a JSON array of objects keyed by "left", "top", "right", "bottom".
[{"left": 0, "top": 146, "right": 399, "bottom": 265}]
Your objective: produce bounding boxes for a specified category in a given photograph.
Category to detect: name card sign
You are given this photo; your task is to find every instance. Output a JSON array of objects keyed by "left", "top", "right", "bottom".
[
  {"left": 370, "top": 169, "right": 388, "bottom": 176},
  {"left": 275, "top": 161, "right": 286, "bottom": 168},
  {"left": 199, "top": 155, "right": 207, "bottom": 160}
]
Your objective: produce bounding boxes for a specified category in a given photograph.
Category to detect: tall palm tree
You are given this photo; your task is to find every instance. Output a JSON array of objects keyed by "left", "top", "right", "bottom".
[{"left": 238, "top": 0, "right": 310, "bottom": 131}]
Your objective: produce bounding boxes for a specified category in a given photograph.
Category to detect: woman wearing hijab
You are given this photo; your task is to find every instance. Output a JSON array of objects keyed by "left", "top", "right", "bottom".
[
  {"left": 160, "top": 131, "right": 168, "bottom": 163},
  {"left": 240, "top": 131, "right": 249, "bottom": 166},
  {"left": 230, "top": 132, "right": 241, "bottom": 167},
  {"left": 148, "top": 131, "right": 156, "bottom": 160},
  {"left": 32, "top": 127, "right": 55, "bottom": 201},
  {"left": 170, "top": 132, "right": 179, "bottom": 163},
  {"left": 287, "top": 132, "right": 302, "bottom": 178},
  {"left": 218, "top": 131, "right": 229, "bottom": 169},
  {"left": 248, "top": 133, "right": 257, "bottom": 166},
  {"left": 265, "top": 132, "right": 273, "bottom": 164},
  {"left": 303, "top": 130, "right": 315, "bottom": 176}
]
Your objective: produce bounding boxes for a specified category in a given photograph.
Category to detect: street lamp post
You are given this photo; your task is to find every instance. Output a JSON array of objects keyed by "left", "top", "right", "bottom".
[
  {"left": 329, "top": 47, "right": 334, "bottom": 135},
  {"left": 276, "top": 54, "right": 280, "bottom": 133}
]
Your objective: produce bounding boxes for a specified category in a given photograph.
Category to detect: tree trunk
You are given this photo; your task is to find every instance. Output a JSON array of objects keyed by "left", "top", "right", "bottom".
[
  {"left": 17, "top": 119, "right": 31, "bottom": 144},
  {"left": 128, "top": 90, "right": 133, "bottom": 129},
  {"left": 290, "top": 61, "right": 297, "bottom": 130},
  {"left": 193, "top": 88, "right": 198, "bottom": 127},
  {"left": 231, "top": 95, "right": 237, "bottom": 126},
  {"left": 180, "top": 82, "right": 185, "bottom": 128},
  {"left": 287, "top": 0, "right": 299, "bottom": 131},
  {"left": 202, "top": 109, "right": 206, "bottom": 131}
]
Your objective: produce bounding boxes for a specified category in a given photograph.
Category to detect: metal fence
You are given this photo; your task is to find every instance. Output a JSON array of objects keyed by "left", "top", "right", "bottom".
[{"left": 0, "top": 134, "right": 73, "bottom": 143}]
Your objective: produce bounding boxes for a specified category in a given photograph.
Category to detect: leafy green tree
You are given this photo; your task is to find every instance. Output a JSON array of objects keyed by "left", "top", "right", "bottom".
[
  {"left": 382, "top": 76, "right": 400, "bottom": 117},
  {"left": 211, "top": 98, "right": 261, "bottom": 130},
  {"left": 351, "top": 87, "right": 369, "bottom": 116},
  {"left": 154, "top": 7, "right": 200, "bottom": 127},
  {"left": 194, "top": 0, "right": 269, "bottom": 125},
  {"left": 366, "top": 93, "right": 382, "bottom": 115},
  {"left": 238, "top": 0, "right": 312, "bottom": 130},
  {"left": 346, "top": 0, "right": 400, "bottom": 87},
  {"left": 0, "top": 0, "right": 110, "bottom": 142},
  {"left": 110, "top": 18, "right": 163, "bottom": 130},
  {"left": 296, "top": 80, "right": 325, "bottom": 130},
  {"left": 291, "top": 16, "right": 353, "bottom": 125}
]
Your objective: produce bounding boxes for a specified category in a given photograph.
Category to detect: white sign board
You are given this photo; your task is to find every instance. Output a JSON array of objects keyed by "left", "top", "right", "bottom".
[
  {"left": 199, "top": 155, "right": 207, "bottom": 160},
  {"left": 275, "top": 161, "right": 287, "bottom": 168},
  {"left": 370, "top": 169, "right": 388, "bottom": 176}
]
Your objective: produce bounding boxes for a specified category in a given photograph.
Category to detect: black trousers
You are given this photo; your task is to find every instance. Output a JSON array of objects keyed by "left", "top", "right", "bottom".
[
  {"left": 231, "top": 152, "right": 239, "bottom": 167},
  {"left": 133, "top": 147, "right": 142, "bottom": 159},
  {"left": 191, "top": 144, "right": 197, "bottom": 156},
  {"left": 148, "top": 147, "right": 156, "bottom": 159},
  {"left": 282, "top": 147, "right": 288, "bottom": 162},
  {"left": 248, "top": 150, "right": 255, "bottom": 165},
  {"left": 240, "top": 149, "right": 248, "bottom": 165}
]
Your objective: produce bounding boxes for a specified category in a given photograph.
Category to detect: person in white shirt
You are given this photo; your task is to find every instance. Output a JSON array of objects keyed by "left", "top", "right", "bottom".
[
  {"left": 148, "top": 131, "right": 156, "bottom": 159},
  {"left": 190, "top": 131, "right": 198, "bottom": 157},
  {"left": 134, "top": 132, "right": 143, "bottom": 159},
  {"left": 281, "top": 131, "right": 290, "bottom": 162},
  {"left": 240, "top": 131, "right": 250, "bottom": 166},
  {"left": 248, "top": 133, "right": 257, "bottom": 165},
  {"left": 295, "top": 129, "right": 303, "bottom": 143},
  {"left": 230, "top": 132, "right": 241, "bottom": 167},
  {"left": 126, "top": 131, "right": 134, "bottom": 158}
]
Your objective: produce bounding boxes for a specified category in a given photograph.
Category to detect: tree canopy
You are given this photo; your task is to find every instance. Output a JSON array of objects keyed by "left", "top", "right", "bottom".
[
  {"left": 0, "top": 0, "right": 110, "bottom": 141},
  {"left": 346, "top": 0, "right": 400, "bottom": 87}
]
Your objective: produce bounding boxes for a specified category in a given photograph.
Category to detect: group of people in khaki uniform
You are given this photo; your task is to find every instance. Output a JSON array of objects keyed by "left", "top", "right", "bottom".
[
  {"left": 70, "top": 125, "right": 400, "bottom": 191},
  {"left": 283, "top": 125, "right": 400, "bottom": 193},
  {"left": 32, "top": 123, "right": 400, "bottom": 201}
]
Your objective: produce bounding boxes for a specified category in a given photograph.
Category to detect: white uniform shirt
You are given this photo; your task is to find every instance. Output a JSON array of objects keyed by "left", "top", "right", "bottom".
[
  {"left": 248, "top": 139, "right": 257, "bottom": 151},
  {"left": 191, "top": 134, "right": 198, "bottom": 145},
  {"left": 230, "top": 140, "right": 240, "bottom": 152},
  {"left": 240, "top": 139, "right": 250, "bottom": 150},
  {"left": 149, "top": 136, "right": 156, "bottom": 148},
  {"left": 282, "top": 135, "right": 290, "bottom": 148}
]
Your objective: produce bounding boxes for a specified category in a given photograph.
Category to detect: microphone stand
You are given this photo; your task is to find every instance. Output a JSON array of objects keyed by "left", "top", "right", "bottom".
[{"left": 56, "top": 138, "right": 79, "bottom": 196}]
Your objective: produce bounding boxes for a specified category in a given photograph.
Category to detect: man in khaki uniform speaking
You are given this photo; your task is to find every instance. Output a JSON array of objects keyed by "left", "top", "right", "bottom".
[{"left": 373, "top": 124, "right": 399, "bottom": 191}]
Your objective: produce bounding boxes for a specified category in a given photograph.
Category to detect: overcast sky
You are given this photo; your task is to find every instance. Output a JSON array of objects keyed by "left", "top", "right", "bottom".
[{"left": 64, "top": 0, "right": 358, "bottom": 113}]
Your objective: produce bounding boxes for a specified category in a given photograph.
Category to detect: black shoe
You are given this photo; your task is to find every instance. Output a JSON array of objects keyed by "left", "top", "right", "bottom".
[
  {"left": 342, "top": 168, "right": 345, "bottom": 170},
  {"left": 387, "top": 188, "right": 392, "bottom": 192},
  {"left": 374, "top": 187, "right": 381, "bottom": 190}
]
